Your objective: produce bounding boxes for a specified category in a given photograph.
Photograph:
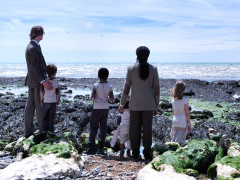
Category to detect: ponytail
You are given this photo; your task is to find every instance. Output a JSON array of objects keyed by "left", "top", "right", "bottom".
[{"left": 136, "top": 46, "right": 150, "bottom": 80}]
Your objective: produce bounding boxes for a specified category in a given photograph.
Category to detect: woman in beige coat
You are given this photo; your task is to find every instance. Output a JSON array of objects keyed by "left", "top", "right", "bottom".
[{"left": 119, "top": 46, "right": 160, "bottom": 161}]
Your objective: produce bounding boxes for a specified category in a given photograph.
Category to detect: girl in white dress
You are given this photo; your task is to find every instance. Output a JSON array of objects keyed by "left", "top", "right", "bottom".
[{"left": 170, "top": 80, "right": 191, "bottom": 144}]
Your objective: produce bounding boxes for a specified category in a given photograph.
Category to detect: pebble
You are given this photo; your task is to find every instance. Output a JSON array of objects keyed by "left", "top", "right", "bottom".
[
  {"left": 92, "top": 167, "right": 100, "bottom": 175},
  {"left": 81, "top": 170, "right": 90, "bottom": 177},
  {"left": 0, "top": 161, "right": 9, "bottom": 169}
]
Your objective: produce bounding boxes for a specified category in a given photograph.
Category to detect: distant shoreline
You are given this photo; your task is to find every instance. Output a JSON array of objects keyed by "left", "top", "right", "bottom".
[{"left": 0, "top": 77, "right": 239, "bottom": 103}]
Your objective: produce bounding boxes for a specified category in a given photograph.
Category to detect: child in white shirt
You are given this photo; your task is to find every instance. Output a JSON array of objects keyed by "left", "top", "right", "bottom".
[
  {"left": 86, "top": 68, "right": 115, "bottom": 155},
  {"left": 170, "top": 80, "right": 191, "bottom": 144}
]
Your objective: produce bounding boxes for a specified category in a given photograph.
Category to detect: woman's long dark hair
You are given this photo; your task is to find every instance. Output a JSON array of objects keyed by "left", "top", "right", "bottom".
[{"left": 136, "top": 46, "right": 150, "bottom": 80}]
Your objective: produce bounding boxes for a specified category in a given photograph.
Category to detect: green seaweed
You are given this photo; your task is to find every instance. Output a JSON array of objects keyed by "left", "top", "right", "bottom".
[
  {"left": 188, "top": 99, "right": 239, "bottom": 126},
  {"left": 0, "top": 141, "right": 7, "bottom": 150},
  {"left": 151, "top": 143, "right": 169, "bottom": 158},
  {"left": 152, "top": 139, "right": 218, "bottom": 176},
  {"left": 79, "top": 133, "right": 89, "bottom": 151},
  {"left": 165, "top": 142, "right": 180, "bottom": 151},
  {"left": 31, "top": 142, "right": 72, "bottom": 158},
  {"left": 215, "top": 148, "right": 225, "bottom": 162}
]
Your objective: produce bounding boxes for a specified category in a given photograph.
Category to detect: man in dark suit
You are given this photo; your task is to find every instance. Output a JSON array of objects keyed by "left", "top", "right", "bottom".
[{"left": 24, "top": 26, "right": 53, "bottom": 138}]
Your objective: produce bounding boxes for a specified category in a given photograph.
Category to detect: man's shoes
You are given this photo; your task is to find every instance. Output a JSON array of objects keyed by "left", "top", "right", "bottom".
[
  {"left": 144, "top": 158, "right": 152, "bottom": 164},
  {"left": 47, "top": 131, "right": 56, "bottom": 139},
  {"left": 25, "top": 134, "right": 34, "bottom": 139},
  {"left": 84, "top": 148, "right": 96, "bottom": 155},
  {"left": 96, "top": 148, "right": 106, "bottom": 155},
  {"left": 132, "top": 154, "right": 142, "bottom": 161}
]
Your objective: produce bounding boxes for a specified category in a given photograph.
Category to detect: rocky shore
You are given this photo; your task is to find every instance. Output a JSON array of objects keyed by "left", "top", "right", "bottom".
[{"left": 0, "top": 77, "right": 240, "bottom": 179}]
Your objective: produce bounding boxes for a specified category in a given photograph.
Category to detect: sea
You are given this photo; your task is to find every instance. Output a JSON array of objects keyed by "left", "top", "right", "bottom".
[{"left": 0, "top": 62, "right": 240, "bottom": 82}]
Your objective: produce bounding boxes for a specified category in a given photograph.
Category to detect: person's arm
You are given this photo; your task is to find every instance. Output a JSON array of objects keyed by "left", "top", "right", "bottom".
[
  {"left": 40, "top": 84, "right": 45, "bottom": 106},
  {"left": 90, "top": 85, "right": 96, "bottom": 101},
  {"left": 153, "top": 67, "right": 160, "bottom": 115},
  {"left": 184, "top": 102, "right": 191, "bottom": 131},
  {"left": 56, "top": 84, "right": 61, "bottom": 106},
  {"left": 29, "top": 47, "right": 53, "bottom": 90},
  {"left": 108, "top": 90, "right": 115, "bottom": 104},
  {"left": 29, "top": 47, "right": 45, "bottom": 84},
  {"left": 119, "top": 67, "right": 131, "bottom": 113}
]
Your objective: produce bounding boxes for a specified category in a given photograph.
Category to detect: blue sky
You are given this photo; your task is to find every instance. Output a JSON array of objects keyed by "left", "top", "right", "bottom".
[{"left": 0, "top": 0, "right": 240, "bottom": 64}]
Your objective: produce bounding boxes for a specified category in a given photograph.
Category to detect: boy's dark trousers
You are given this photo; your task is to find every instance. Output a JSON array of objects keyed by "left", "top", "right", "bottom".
[
  {"left": 88, "top": 109, "right": 109, "bottom": 150},
  {"left": 42, "top": 103, "right": 56, "bottom": 133}
]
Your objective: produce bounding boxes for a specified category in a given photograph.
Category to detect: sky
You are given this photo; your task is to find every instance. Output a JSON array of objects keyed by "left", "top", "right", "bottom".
[{"left": 0, "top": 0, "right": 240, "bottom": 64}]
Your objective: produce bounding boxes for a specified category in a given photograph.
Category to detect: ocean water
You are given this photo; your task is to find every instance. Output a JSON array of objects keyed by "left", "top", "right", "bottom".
[{"left": 0, "top": 62, "right": 240, "bottom": 81}]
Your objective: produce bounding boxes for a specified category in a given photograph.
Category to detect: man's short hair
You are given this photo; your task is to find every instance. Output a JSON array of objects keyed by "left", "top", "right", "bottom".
[{"left": 29, "top": 26, "right": 45, "bottom": 40}]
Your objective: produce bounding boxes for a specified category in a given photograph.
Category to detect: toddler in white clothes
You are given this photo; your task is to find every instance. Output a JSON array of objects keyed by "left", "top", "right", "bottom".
[
  {"left": 119, "top": 101, "right": 131, "bottom": 158},
  {"left": 170, "top": 80, "right": 191, "bottom": 145}
]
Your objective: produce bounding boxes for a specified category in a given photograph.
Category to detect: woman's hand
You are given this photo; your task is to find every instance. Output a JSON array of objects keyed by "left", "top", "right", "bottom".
[
  {"left": 188, "top": 122, "right": 191, "bottom": 131},
  {"left": 118, "top": 106, "right": 124, "bottom": 113},
  {"left": 153, "top": 108, "right": 158, "bottom": 116}
]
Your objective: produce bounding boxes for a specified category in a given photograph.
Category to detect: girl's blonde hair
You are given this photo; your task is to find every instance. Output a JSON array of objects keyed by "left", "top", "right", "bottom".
[{"left": 171, "top": 80, "right": 186, "bottom": 99}]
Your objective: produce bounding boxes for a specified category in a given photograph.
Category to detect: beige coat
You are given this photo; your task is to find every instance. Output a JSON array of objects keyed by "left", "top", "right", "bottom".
[{"left": 120, "top": 63, "right": 160, "bottom": 111}]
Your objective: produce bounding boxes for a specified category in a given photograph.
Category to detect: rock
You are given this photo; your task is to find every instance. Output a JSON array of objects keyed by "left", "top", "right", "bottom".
[
  {"left": 4, "top": 141, "right": 16, "bottom": 152},
  {"left": 226, "top": 111, "right": 240, "bottom": 121},
  {"left": 152, "top": 143, "right": 169, "bottom": 158},
  {"left": 138, "top": 164, "right": 195, "bottom": 180},
  {"left": 74, "top": 95, "right": 85, "bottom": 99},
  {"left": 183, "top": 90, "right": 195, "bottom": 96},
  {"left": 0, "top": 154, "right": 83, "bottom": 179},
  {"left": 208, "top": 128, "right": 217, "bottom": 134},
  {"left": 227, "top": 142, "right": 240, "bottom": 157},
  {"left": 216, "top": 103, "right": 223, "bottom": 108},
  {"left": 165, "top": 142, "right": 180, "bottom": 151},
  {"left": 0, "top": 132, "right": 83, "bottom": 179},
  {"left": 202, "top": 110, "right": 213, "bottom": 117},
  {"left": 152, "top": 139, "right": 218, "bottom": 175},
  {"left": 159, "top": 100, "right": 172, "bottom": 109},
  {"left": 64, "top": 90, "right": 73, "bottom": 94},
  {"left": 207, "top": 156, "right": 240, "bottom": 179}
]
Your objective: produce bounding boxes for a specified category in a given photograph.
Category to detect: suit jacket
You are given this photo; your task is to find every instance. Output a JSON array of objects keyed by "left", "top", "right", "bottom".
[{"left": 25, "top": 40, "right": 47, "bottom": 87}]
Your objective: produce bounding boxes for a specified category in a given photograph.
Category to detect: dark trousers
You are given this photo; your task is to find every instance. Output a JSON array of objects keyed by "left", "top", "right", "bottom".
[
  {"left": 88, "top": 109, "right": 109, "bottom": 148},
  {"left": 42, "top": 103, "right": 56, "bottom": 133},
  {"left": 130, "top": 111, "right": 153, "bottom": 159},
  {"left": 24, "top": 86, "right": 43, "bottom": 137}
]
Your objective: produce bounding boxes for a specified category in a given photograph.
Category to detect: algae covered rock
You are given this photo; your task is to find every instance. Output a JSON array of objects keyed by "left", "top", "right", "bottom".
[
  {"left": 105, "top": 135, "right": 120, "bottom": 152},
  {"left": 79, "top": 133, "right": 89, "bottom": 152},
  {"left": 0, "top": 154, "right": 83, "bottom": 179},
  {"left": 152, "top": 139, "right": 218, "bottom": 176},
  {"left": 0, "top": 141, "right": 7, "bottom": 151},
  {"left": 0, "top": 132, "right": 83, "bottom": 179},
  {"left": 138, "top": 164, "right": 195, "bottom": 180},
  {"left": 165, "top": 142, "right": 180, "bottom": 151},
  {"left": 207, "top": 156, "right": 240, "bottom": 179},
  {"left": 227, "top": 142, "right": 240, "bottom": 157},
  {"left": 152, "top": 143, "right": 169, "bottom": 158},
  {"left": 30, "top": 132, "right": 80, "bottom": 158}
]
